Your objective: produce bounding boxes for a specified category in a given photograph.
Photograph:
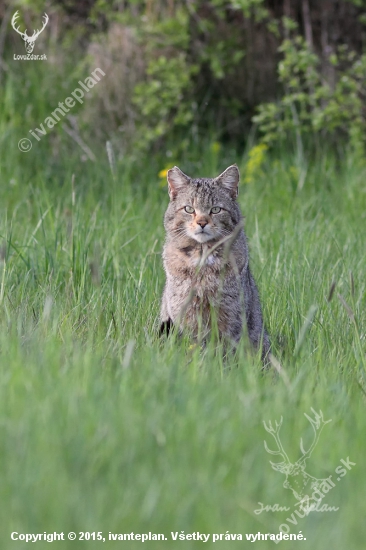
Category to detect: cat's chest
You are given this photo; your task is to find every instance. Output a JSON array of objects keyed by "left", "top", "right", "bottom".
[
  {"left": 178, "top": 244, "right": 220, "bottom": 272},
  {"left": 164, "top": 243, "right": 227, "bottom": 307}
]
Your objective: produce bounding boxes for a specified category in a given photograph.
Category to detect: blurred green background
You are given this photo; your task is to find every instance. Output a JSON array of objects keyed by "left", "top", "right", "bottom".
[{"left": 2, "top": 0, "right": 366, "bottom": 157}]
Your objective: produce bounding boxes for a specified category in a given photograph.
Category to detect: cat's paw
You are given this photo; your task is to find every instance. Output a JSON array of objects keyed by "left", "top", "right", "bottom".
[{"left": 159, "top": 319, "right": 174, "bottom": 337}]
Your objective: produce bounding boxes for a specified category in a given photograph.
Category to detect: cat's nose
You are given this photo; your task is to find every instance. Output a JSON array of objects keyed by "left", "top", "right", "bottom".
[{"left": 197, "top": 220, "right": 208, "bottom": 228}]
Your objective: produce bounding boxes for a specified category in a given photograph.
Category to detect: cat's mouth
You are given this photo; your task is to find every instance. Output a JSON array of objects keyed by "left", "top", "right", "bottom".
[{"left": 192, "top": 229, "right": 215, "bottom": 243}]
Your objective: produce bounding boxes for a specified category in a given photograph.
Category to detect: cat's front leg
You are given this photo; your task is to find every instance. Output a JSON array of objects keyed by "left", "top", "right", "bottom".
[{"left": 159, "top": 287, "right": 174, "bottom": 336}]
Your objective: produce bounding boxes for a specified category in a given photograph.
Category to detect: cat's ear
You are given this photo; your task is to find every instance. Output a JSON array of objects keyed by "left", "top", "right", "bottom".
[
  {"left": 215, "top": 165, "right": 240, "bottom": 198},
  {"left": 167, "top": 166, "right": 190, "bottom": 200}
]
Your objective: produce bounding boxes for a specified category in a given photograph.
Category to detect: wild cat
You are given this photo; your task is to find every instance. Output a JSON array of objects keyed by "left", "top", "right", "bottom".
[{"left": 160, "top": 164, "right": 270, "bottom": 361}]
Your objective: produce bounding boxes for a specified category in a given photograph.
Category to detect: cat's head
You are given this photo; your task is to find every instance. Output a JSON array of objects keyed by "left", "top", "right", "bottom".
[{"left": 164, "top": 165, "right": 241, "bottom": 244}]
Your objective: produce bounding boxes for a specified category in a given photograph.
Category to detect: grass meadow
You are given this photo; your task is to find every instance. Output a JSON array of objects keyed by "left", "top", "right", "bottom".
[{"left": 1, "top": 67, "right": 366, "bottom": 549}]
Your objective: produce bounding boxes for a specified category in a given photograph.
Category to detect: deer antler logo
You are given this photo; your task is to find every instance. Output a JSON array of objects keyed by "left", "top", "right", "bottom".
[
  {"left": 11, "top": 10, "right": 49, "bottom": 54},
  {"left": 263, "top": 409, "right": 332, "bottom": 504}
]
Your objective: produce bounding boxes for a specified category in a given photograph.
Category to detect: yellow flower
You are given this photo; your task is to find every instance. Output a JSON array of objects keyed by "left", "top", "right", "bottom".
[
  {"left": 159, "top": 165, "right": 175, "bottom": 187},
  {"left": 188, "top": 343, "right": 199, "bottom": 352},
  {"left": 210, "top": 141, "right": 221, "bottom": 154},
  {"left": 244, "top": 143, "right": 268, "bottom": 184},
  {"left": 158, "top": 168, "right": 169, "bottom": 178}
]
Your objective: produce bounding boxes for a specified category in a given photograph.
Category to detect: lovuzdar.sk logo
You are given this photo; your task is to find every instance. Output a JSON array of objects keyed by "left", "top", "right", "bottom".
[{"left": 11, "top": 10, "right": 48, "bottom": 60}]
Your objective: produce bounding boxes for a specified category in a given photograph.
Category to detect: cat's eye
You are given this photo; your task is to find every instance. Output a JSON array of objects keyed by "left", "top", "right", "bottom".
[
  {"left": 211, "top": 206, "right": 221, "bottom": 214},
  {"left": 184, "top": 206, "right": 195, "bottom": 214}
]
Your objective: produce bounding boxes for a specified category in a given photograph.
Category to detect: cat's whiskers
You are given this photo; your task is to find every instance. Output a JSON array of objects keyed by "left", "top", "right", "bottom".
[
  {"left": 171, "top": 229, "right": 190, "bottom": 241},
  {"left": 217, "top": 228, "right": 233, "bottom": 237},
  {"left": 171, "top": 227, "right": 187, "bottom": 236}
]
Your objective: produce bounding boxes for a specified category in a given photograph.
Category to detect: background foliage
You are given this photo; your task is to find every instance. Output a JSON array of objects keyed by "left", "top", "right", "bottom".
[{"left": 1, "top": 0, "right": 366, "bottom": 156}]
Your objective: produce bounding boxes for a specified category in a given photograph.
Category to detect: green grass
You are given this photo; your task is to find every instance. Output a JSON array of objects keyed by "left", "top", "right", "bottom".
[{"left": 0, "top": 126, "right": 366, "bottom": 549}]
